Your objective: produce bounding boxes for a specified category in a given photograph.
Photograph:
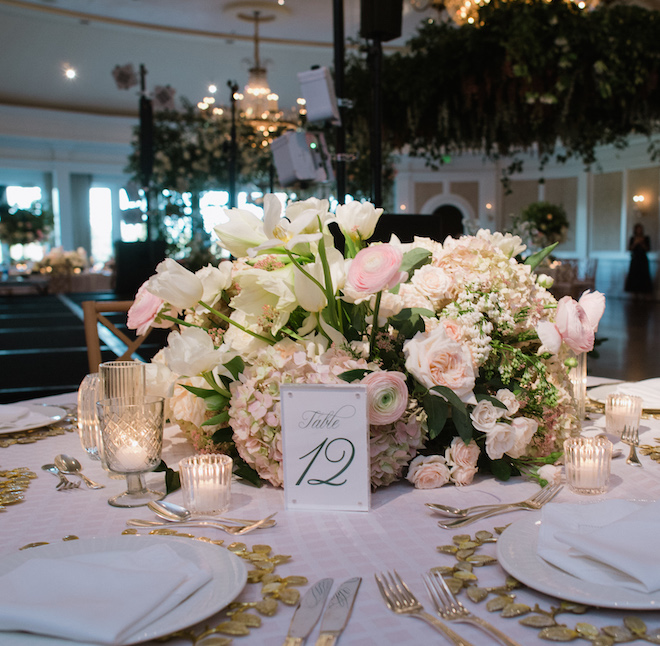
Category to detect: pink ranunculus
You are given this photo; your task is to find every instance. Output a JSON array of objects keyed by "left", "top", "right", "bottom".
[
  {"left": 406, "top": 454, "right": 451, "bottom": 489},
  {"left": 346, "top": 244, "right": 406, "bottom": 295},
  {"left": 555, "top": 296, "right": 595, "bottom": 353},
  {"left": 362, "top": 370, "right": 409, "bottom": 425},
  {"left": 403, "top": 326, "right": 476, "bottom": 402},
  {"left": 127, "top": 281, "right": 175, "bottom": 336},
  {"left": 578, "top": 290, "right": 606, "bottom": 332}
]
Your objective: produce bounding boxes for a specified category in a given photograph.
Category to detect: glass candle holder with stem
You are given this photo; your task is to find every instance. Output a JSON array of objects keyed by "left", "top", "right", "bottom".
[{"left": 96, "top": 395, "right": 165, "bottom": 508}]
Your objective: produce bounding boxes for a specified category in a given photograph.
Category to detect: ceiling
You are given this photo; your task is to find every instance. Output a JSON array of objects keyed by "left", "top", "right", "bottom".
[{"left": 0, "top": 0, "right": 437, "bottom": 117}]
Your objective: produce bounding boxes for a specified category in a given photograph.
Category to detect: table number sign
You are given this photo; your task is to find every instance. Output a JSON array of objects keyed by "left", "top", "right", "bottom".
[{"left": 280, "top": 384, "right": 370, "bottom": 512}]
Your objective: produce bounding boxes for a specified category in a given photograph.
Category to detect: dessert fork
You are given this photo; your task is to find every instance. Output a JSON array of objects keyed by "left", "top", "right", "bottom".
[
  {"left": 424, "top": 569, "right": 522, "bottom": 646},
  {"left": 437, "top": 483, "right": 562, "bottom": 529},
  {"left": 621, "top": 425, "right": 643, "bottom": 467},
  {"left": 375, "top": 570, "right": 475, "bottom": 646}
]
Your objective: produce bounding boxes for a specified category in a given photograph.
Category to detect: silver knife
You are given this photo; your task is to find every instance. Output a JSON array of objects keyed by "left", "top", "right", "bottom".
[
  {"left": 314, "top": 577, "right": 362, "bottom": 646},
  {"left": 283, "top": 578, "right": 334, "bottom": 646}
]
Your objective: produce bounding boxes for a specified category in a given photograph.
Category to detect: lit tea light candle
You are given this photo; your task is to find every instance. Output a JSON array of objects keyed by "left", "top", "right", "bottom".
[
  {"left": 564, "top": 436, "right": 612, "bottom": 495},
  {"left": 114, "top": 441, "right": 149, "bottom": 471},
  {"left": 179, "top": 454, "right": 232, "bottom": 515},
  {"left": 606, "top": 394, "right": 642, "bottom": 436}
]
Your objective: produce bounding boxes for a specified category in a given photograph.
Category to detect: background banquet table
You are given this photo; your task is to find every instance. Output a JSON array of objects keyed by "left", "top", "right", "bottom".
[{"left": 2, "top": 383, "right": 660, "bottom": 646}]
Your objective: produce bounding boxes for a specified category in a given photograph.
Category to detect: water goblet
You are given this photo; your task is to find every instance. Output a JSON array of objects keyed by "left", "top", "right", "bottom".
[
  {"left": 96, "top": 396, "right": 165, "bottom": 508},
  {"left": 77, "top": 372, "right": 101, "bottom": 460}
]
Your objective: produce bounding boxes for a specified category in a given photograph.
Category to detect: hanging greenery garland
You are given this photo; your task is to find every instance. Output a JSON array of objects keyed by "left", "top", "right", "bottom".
[{"left": 347, "top": 0, "right": 660, "bottom": 178}]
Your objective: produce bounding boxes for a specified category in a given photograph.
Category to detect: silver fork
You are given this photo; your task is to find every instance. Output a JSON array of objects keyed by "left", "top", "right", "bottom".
[
  {"left": 374, "top": 570, "right": 475, "bottom": 646},
  {"left": 438, "top": 484, "right": 562, "bottom": 529},
  {"left": 424, "top": 570, "right": 522, "bottom": 646},
  {"left": 621, "top": 425, "right": 643, "bottom": 467}
]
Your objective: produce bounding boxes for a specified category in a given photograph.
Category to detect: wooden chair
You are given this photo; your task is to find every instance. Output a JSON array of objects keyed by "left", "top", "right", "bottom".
[{"left": 82, "top": 300, "right": 150, "bottom": 373}]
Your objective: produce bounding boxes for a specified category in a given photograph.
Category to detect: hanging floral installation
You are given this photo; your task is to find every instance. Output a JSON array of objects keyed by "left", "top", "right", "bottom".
[{"left": 345, "top": 0, "right": 660, "bottom": 179}]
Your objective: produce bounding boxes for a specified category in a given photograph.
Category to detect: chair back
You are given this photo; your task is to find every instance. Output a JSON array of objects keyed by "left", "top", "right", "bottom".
[{"left": 82, "top": 300, "right": 150, "bottom": 372}]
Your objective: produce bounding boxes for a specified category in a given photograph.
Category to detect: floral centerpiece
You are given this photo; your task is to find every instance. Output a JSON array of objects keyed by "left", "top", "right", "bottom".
[
  {"left": 0, "top": 203, "right": 53, "bottom": 247},
  {"left": 36, "top": 247, "right": 88, "bottom": 274},
  {"left": 511, "top": 201, "right": 569, "bottom": 253},
  {"left": 128, "top": 195, "right": 604, "bottom": 489}
]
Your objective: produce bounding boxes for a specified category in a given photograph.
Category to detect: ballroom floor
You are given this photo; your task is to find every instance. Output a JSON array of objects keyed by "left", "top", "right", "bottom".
[{"left": 0, "top": 293, "right": 657, "bottom": 404}]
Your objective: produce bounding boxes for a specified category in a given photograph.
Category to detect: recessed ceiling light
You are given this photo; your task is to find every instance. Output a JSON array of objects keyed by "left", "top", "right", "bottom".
[{"left": 63, "top": 66, "right": 77, "bottom": 80}]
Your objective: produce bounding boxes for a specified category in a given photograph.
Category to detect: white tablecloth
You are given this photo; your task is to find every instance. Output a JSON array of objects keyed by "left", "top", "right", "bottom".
[{"left": 1, "top": 381, "right": 660, "bottom": 646}]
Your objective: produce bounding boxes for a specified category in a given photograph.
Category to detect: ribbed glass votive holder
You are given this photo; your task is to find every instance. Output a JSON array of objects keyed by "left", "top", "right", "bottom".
[
  {"left": 179, "top": 454, "right": 232, "bottom": 515},
  {"left": 563, "top": 436, "right": 613, "bottom": 495}
]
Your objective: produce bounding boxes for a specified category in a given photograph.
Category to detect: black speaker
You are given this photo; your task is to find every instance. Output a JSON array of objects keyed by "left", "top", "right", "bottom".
[{"left": 360, "top": 0, "right": 403, "bottom": 42}]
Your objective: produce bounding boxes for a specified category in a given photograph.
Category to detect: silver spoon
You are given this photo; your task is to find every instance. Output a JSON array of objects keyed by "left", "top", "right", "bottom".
[
  {"left": 148, "top": 499, "right": 270, "bottom": 525},
  {"left": 41, "top": 463, "right": 79, "bottom": 490},
  {"left": 54, "top": 454, "right": 105, "bottom": 489}
]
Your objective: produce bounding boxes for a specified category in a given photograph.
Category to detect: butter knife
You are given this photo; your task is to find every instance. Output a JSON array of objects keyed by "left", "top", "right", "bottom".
[
  {"left": 283, "top": 578, "right": 334, "bottom": 646},
  {"left": 315, "top": 577, "right": 361, "bottom": 646}
]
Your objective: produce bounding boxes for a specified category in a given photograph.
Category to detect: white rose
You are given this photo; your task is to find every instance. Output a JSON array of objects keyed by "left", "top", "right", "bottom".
[
  {"left": 470, "top": 400, "right": 504, "bottom": 432},
  {"left": 411, "top": 265, "right": 453, "bottom": 302},
  {"left": 403, "top": 326, "right": 476, "bottom": 402},
  {"left": 406, "top": 454, "right": 451, "bottom": 489},
  {"left": 169, "top": 377, "right": 211, "bottom": 428},
  {"left": 483, "top": 421, "right": 516, "bottom": 460},
  {"left": 506, "top": 417, "right": 539, "bottom": 459},
  {"left": 538, "top": 464, "right": 562, "bottom": 485},
  {"left": 496, "top": 389, "right": 520, "bottom": 416},
  {"left": 163, "top": 326, "right": 225, "bottom": 376},
  {"left": 147, "top": 258, "right": 203, "bottom": 311}
]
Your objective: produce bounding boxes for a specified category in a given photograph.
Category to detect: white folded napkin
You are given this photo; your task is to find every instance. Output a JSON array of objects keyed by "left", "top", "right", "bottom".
[
  {"left": 0, "top": 404, "right": 29, "bottom": 428},
  {"left": 616, "top": 378, "right": 660, "bottom": 409},
  {"left": 538, "top": 500, "right": 660, "bottom": 593},
  {"left": 0, "top": 543, "right": 211, "bottom": 644}
]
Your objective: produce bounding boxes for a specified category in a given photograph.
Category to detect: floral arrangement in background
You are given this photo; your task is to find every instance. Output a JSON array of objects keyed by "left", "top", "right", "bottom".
[
  {"left": 36, "top": 247, "right": 88, "bottom": 274},
  {"left": 128, "top": 194, "right": 604, "bottom": 489},
  {"left": 0, "top": 202, "right": 53, "bottom": 247},
  {"left": 511, "top": 201, "right": 569, "bottom": 253}
]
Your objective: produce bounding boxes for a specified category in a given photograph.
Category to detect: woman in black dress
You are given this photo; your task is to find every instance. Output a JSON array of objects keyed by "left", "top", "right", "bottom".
[{"left": 625, "top": 223, "right": 653, "bottom": 295}]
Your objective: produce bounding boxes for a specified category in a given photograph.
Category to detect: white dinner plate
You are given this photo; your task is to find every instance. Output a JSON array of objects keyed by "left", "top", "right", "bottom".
[
  {"left": 497, "top": 516, "right": 660, "bottom": 609},
  {"left": 0, "top": 535, "right": 247, "bottom": 645},
  {"left": 588, "top": 382, "right": 660, "bottom": 412},
  {"left": 0, "top": 404, "right": 65, "bottom": 435}
]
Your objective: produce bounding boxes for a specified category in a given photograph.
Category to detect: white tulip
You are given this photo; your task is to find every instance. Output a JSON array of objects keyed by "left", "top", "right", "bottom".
[
  {"left": 163, "top": 326, "right": 225, "bottom": 377},
  {"left": 335, "top": 201, "right": 383, "bottom": 242},
  {"left": 146, "top": 259, "right": 203, "bottom": 311},
  {"left": 214, "top": 207, "right": 268, "bottom": 258}
]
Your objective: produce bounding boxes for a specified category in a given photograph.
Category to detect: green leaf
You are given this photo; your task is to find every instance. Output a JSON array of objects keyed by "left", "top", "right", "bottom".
[
  {"left": 211, "top": 427, "right": 234, "bottom": 444},
  {"left": 154, "top": 460, "right": 181, "bottom": 493},
  {"left": 233, "top": 457, "right": 263, "bottom": 487},
  {"left": 339, "top": 369, "right": 371, "bottom": 383},
  {"left": 223, "top": 355, "right": 245, "bottom": 380},
  {"left": 490, "top": 459, "right": 512, "bottom": 481},
  {"left": 430, "top": 385, "right": 473, "bottom": 443},
  {"left": 423, "top": 393, "right": 449, "bottom": 439},
  {"left": 475, "top": 393, "right": 508, "bottom": 409},
  {"left": 181, "top": 384, "right": 217, "bottom": 398},
  {"left": 205, "top": 392, "right": 229, "bottom": 411},
  {"left": 389, "top": 307, "right": 434, "bottom": 339},
  {"left": 524, "top": 242, "right": 559, "bottom": 271},
  {"left": 202, "top": 411, "right": 230, "bottom": 426},
  {"left": 400, "top": 248, "right": 432, "bottom": 276}
]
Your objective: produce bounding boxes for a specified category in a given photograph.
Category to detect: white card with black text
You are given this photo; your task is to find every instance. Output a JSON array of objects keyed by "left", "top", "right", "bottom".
[{"left": 280, "top": 383, "right": 371, "bottom": 512}]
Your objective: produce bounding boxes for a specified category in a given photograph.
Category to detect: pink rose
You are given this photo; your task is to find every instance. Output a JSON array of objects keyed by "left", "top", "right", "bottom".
[
  {"left": 578, "top": 290, "right": 605, "bottom": 332},
  {"left": 127, "top": 282, "right": 175, "bottom": 335},
  {"left": 406, "top": 454, "right": 450, "bottom": 489},
  {"left": 446, "top": 437, "right": 480, "bottom": 469},
  {"left": 346, "top": 244, "right": 406, "bottom": 295},
  {"left": 403, "top": 326, "right": 476, "bottom": 402},
  {"left": 555, "top": 296, "right": 595, "bottom": 353},
  {"left": 362, "top": 371, "right": 409, "bottom": 425},
  {"left": 450, "top": 465, "right": 478, "bottom": 486}
]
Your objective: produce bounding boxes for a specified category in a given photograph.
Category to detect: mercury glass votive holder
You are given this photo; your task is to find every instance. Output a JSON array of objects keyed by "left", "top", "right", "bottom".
[
  {"left": 564, "top": 436, "right": 613, "bottom": 495},
  {"left": 179, "top": 454, "right": 233, "bottom": 515},
  {"left": 605, "top": 393, "right": 643, "bottom": 437}
]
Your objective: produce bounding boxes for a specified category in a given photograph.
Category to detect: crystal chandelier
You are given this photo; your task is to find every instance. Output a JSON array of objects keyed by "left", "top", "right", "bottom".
[
  {"left": 237, "top": 11, "right": 281, "bottom": 121},
  {"left": 410, "top": 0, "right": 601, "bottom": 25}
]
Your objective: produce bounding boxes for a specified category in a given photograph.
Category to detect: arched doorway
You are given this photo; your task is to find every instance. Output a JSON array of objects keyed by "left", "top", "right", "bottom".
[{"left": 433, "top": 204, "right": 465, "bottom": 239}]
